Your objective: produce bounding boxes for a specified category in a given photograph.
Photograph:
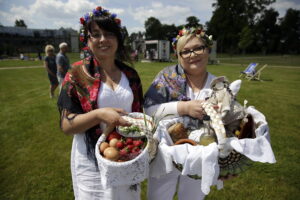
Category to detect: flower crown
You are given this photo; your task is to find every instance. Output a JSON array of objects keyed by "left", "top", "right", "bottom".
[
  {"left": 172, "top": 26, "right": 213, "bottom": 50},
  {"left": 79, "top": 6, "right": 121, "bottom": 43}
]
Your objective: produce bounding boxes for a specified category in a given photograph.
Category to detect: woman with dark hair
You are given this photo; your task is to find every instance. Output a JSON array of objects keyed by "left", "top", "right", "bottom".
[{"left": 57, "top": 6, "right": 143, "bottom": 200}]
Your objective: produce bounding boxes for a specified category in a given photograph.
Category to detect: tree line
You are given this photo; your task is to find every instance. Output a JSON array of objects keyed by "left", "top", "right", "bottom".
[{"left": 129, "top": 0, "right": 300, "bottom": 54}]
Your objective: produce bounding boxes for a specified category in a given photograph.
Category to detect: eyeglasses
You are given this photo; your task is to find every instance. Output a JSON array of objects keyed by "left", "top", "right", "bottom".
[
  {"left": 87, "top": 32, "right": 116, "bottom": 40},
  {"left": 179, "top": 45, "right": 207, "bottom": 58}
]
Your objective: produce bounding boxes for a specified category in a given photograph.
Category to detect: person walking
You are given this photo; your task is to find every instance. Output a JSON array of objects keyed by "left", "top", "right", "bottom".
[
  {"left": 56, "top": 42, "right": 70, "bottom": 91},
  {"left": 44, "top": 45, "right": 58, "bottom": 98}
]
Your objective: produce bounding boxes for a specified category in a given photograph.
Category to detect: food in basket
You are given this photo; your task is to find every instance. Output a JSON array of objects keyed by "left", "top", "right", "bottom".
[
  {"left": 118, "top": 125, "right": 142, "bottom": 136},
  {"left": 167, "top": 122, "right": 188, "bottom": 143},
  {"left": 199, "top": 134, "right": 216, "bottom": 146},
  {"left": 109, "top": 138, "right": 119, "bottom": 148},
  {"left": 103, "top": 147, "right": 120, "bottom": 161},
  {"left": 100, "top": 142, "right": 109, "bottom": 153},
  {"left": 99, "top": 131, "right": 147, "bottom": 162},
  {"left": 174, "top": 138, "right": 197, "bottom": 146}
]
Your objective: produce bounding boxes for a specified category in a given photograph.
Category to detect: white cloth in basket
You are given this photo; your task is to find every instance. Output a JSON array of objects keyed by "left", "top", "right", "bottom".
[{"left": 150, "top": 106, "right": 276, "bottom": 195}]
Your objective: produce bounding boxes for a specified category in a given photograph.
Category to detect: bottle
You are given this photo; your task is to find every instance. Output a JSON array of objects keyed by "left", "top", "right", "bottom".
[{"left": 199, "top": 115, "right": 217, "bottom": 146}]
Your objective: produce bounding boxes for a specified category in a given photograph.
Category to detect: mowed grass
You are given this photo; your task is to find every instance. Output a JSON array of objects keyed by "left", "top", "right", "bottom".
[{"left": 0, "top": 57, "right": 300, "bottom": 200}]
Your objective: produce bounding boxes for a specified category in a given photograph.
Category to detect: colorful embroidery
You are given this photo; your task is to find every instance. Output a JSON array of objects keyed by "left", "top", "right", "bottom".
[{"left": 144, "top": 64, "right": 190, "bottom": 108}]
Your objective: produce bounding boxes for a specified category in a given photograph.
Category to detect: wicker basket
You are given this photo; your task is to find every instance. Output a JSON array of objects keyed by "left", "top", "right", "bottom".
[{"left": 95, "top": 112, "right": 157, "bottom": 188}]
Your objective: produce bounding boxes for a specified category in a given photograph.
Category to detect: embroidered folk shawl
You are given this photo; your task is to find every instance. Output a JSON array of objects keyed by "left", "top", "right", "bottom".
[{"left": 144, "top": 64, "right": 190, "bottom": 108}]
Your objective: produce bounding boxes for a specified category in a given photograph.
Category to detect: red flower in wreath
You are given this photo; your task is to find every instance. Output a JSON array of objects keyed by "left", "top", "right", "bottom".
[
  {"left": 178, "top": 30, "right": 183, "bottom": 36},
  {"left": 80, "top": 17, "right": 85, "bottom": 25},
  {"left": 79, "top": 35, "right": 84, "bottom": 42},
  {"left": 114, "top": 18, "right": 121, "bottom": 25},
  {"left": 96, "top": 6, "right": 102, "bottom": 11}
]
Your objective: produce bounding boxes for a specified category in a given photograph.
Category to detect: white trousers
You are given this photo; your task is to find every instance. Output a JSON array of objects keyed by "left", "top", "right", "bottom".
[
  {"left": 71, "top": 134, "right": 141, "bottom": 200},
  {"left": 147, "top": 169, "right": 205, "bottom": 200}
]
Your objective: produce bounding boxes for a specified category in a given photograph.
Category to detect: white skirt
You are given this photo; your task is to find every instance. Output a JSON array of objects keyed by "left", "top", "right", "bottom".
[{"left": 71, "top": 133, "right": 141, "bottom": 200}]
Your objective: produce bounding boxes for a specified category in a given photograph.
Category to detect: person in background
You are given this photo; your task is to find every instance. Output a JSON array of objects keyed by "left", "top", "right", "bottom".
[
  {"left": 44, "top": 45, "right": 58, "bottom": 98},
  {"left": 144, "top": 26, "right": 215, "bottom": 200},
  {"left": 56, "top": 42, "right": 70, "bottom": 91},
  {"left": 57, "top": 6, "right": 143, "bottom": 200}
]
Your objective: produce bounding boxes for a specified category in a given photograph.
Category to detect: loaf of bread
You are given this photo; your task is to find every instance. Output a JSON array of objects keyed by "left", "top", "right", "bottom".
[{"left": 167, "top": 123, "right": 188, "bottom": 143}]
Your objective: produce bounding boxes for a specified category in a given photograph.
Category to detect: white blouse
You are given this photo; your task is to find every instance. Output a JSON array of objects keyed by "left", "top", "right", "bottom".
[{"left": 97, "top": 72, "right": 134, "bottom": 130}]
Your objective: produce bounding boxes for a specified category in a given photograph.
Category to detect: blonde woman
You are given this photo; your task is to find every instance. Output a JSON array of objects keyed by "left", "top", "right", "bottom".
[
  {"left": 44, "top": 45, "right": 58, "bottom": 98},
  {"left": 144, "top": 26, "right": 215, "bottom": 200}
]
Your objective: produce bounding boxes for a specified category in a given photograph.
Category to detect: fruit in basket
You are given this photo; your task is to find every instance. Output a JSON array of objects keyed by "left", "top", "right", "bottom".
[
  {"left": 109, "top": 138, "right": 119, "bottom": 148},
  {"left": 133, "top": 140, "right": 143, "bottom": 147},
  {"left": 116, "top": 140, "right": 124, "bottom": 149},
  {"left": 99, "top": 142, "right": 109, "bottom": 153},
  {"left": 168, "top": 123, "right": 188, "bottom": 143},
  {"left": 125, "top": 138, "right": 133, "bottom": 145},
  {"left": 103, "top": 147, "right": 120, "bottom": 161},
  {"left": 107, "top": 131, "right": 122, "bottom": 141}
]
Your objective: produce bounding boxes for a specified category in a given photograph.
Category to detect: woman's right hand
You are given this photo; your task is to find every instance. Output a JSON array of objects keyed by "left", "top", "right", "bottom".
[
  {"left": 178, "top": 100, "right": 205, "bottom": 119},
  {"left": 96, "top": 107, "right": 131, "bottom": 127}
]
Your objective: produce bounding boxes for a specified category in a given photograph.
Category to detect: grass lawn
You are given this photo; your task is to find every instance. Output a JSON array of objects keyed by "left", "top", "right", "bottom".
[{"left": 0, "top": 57, "right": 300, "bottom": 199}]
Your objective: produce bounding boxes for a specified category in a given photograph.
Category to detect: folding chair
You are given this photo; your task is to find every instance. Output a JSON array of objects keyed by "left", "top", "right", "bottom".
[
  {"left": 246, "top": 64, "right": 268, "bottom": 81},
  {"left": 240, "top": 63, "right": 258, "bottom": 78}
]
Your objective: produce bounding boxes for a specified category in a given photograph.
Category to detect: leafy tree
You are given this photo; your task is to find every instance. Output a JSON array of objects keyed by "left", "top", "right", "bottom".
[
  {"left": 15, "top": 19, "right": 27, "bottom": 28},
  {"left": 185, "top": 16, "right": 200, "bottom": 28},
  {"left": 144, "top": 17, "right": 163, "bottom": 40},
  {"left": 279, "top": 8, "right": 300, "bottom": 54},
  {"left": 208, "top": 0, "right": 248, "bottom": 53},
  {"left": 238, "top": 26, "right": 254, "bottom": 54},
  {"left": 161, "top": 24, "right": 178, "bottom": 40},
  {"left": 207, "top": 0, "right": 275, "bottom": 53},
  {"left": 254, "top": 8, "right": 280, "bottom": 54},
  {"left": 245, "top": 0, "right": 275, "bottom": 25}
]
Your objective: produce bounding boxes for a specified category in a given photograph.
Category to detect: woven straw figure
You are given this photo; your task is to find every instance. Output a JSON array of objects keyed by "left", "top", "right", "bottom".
[{"left": 199, "top": 76, "right": 255, "bottom": 175}]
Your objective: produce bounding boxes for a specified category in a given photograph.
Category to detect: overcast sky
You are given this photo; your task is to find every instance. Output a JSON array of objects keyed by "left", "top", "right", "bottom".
[{"left": 0, "top": 0, "right": 299, "bottom": 34}]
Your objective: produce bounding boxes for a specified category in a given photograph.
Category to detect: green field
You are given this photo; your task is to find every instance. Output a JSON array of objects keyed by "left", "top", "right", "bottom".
[{"left": 0, "top": 56, "right": 300, "bottom": 199}]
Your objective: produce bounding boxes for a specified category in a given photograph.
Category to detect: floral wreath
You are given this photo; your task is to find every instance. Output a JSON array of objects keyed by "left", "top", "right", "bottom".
[
  {"left": 79, "top": 6, "right": 122, "bottom": 45},
  {"left": 172, "top": 26, "right": 213, "bottom": 51}
]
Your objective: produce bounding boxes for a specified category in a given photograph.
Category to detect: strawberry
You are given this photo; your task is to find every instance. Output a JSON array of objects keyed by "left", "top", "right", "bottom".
[
  {"left": 131, "top": 147, "right": 141, "bottom": 153},
  {"left": 126, "top": 144, "right": 134, "bottom": 151},
  {"left": 116, "top": 141, "right": 124, "bottom": 149},
  {"left": 107, "top": 131, "right": 121, "bottom": 141},
  {"left": 133, "top": 140, "right": 143, "bottom": 147},
  {"left": 119, "top": 147, "right": 129, "bottom": 156},
  {"left": 126, "top": 138, "right": 133, "bottom": 145}
]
